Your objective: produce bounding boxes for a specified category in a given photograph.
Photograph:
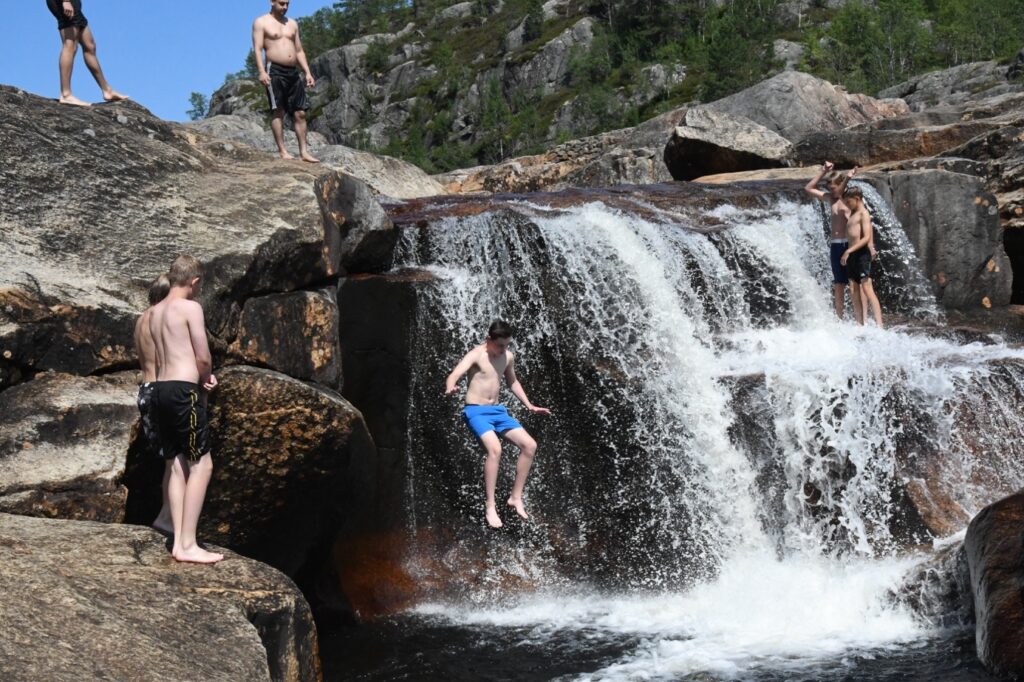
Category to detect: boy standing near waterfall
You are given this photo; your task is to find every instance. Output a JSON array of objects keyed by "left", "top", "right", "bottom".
[
  {"left": 445, "top": 320, "right": 551, "bottom": 528},
  {"left": 804, "top": 161, "right": 864, "bottom": 318},
  {"left": 841, "top": 187, "right": 884, "bottom": 327}
]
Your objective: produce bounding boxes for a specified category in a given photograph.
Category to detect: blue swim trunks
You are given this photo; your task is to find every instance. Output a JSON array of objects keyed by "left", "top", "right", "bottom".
[
  {"left": 830, "top": 240, "right": 850, "bottom": 285},
  {"left": 462, "top": 404, "right": 523, "bottom": 439}
]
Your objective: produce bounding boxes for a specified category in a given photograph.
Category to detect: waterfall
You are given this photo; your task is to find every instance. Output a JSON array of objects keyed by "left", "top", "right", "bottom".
[{"left": 385, "top": 187, "right": 1024, "bottom": 678}]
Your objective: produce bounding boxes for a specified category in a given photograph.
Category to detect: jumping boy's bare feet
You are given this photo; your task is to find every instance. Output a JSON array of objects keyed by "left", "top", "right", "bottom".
[
  {"left": 507, "top": 497, "right": 529, "bottom": 520},
  {"left": 300, "top": 151, "right": 320, "bottom": 163},
  {"left": 173, "top": 546, "right": 224, "bottom": 564},
  {"left": 485, "top": 503, "right": 503, "bottom": 528},
  {"left": 102, "top": 89, "right": 129, "bottom": 102},
  {"left": 59, "top": 94, "right": 91, "bottom": 106}
]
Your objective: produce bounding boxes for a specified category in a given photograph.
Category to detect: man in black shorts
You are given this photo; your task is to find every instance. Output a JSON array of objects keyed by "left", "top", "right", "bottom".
[
  {"left": 252, "top": 0, "right": 320, "bottom": 162},
  {"left": 45, "top": 0, "right": 127, "bottom": 106}
]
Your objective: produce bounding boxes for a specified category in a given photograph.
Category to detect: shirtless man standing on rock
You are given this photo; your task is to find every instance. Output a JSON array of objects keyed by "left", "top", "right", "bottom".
[
  {"left": 45, "top": 0, "right": 128, "bottom": 106},
  {"left": 149, "top": 256, "right": 222, "bottom": 564},
  {"left": 445, "top": 320, "right": 551, "bottom": 528},
  {"left": 805, "top": 161, "right": 862, "bottom": 319},
  {"left": 253, "top": 0, "right": 319, "bottom": 163}
]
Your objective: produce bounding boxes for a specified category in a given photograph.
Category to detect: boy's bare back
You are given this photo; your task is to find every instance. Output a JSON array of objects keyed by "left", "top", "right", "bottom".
[{"left": 149, "top": 298, "right": 207, "bottom": 384}]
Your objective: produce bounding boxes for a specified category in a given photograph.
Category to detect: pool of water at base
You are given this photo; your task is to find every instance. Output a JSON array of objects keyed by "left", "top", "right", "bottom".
[{"left": 320, "top": 616, "right": 997, "bottom": 682}]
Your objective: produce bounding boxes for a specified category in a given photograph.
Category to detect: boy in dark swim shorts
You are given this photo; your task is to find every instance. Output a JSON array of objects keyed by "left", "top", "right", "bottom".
[
  {"left": 840, "top": 187, "right": 884, "bottom": 327},
  {"left": 45, "top": 0, "right": 128, "bottom": 106},
  {"left": 445, "top": 320, "right": 551, "bottom": 528}
]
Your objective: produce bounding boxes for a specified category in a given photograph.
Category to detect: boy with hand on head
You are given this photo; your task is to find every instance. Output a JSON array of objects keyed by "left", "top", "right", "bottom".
[
  {"left": 804, "top": 161, "right": 860, "bottom": 318},
  {"left": 149, "top": 255, "right": 222, "bottom": 564},
  {"left": 445, "top": 320, "right": 551, "bottom": 529},
  {"left": 840, "top": 187, "right": 884, "bottom": 328}
]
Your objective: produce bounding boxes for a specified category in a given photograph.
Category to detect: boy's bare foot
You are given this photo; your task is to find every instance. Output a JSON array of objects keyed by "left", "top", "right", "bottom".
[
  {"left": 173, "top": 546, "right": 224, "bottom": 564},
  {"left": 507, "top": 497, "right": 529, "bottom": 520},
  {"left": 485, "top": 503, "right": 503, "bottom": 528},
  {"left": 278, "top": 151, "right": 295, "bottom": 160},
  {"left": 152, "top": 517, "right": 173, "bottom": 536},
  {"left": 59, "top": 94, "right": 91, "bottom": 107},
  {"left": 102, "top": 90, "right": 130, "bottom": 102},
  {"left": 300, "top": 152, "right": 320, "bottom": 164}
]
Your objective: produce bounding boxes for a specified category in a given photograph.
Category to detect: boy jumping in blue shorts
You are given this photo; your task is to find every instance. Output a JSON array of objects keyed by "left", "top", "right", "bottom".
[{"left": 445, "top": 320, "right": 551, "bottom": 528}]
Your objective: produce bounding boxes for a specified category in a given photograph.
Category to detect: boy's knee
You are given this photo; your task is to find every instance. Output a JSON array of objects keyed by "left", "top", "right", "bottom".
[
  {"left": 294, "top": 110, "right": 307, "bottom": 121},
  {"left": 521, "top": 438, "right": 537, "bottom": 456}
]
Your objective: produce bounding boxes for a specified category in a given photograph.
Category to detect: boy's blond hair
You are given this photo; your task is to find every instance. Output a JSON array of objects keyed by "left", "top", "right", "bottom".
[{"left": 168, "top": 255, "right": 203, "bottom": 287}]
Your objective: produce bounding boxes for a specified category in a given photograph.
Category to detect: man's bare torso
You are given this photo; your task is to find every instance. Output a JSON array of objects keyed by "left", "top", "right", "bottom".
[
  {"left": 134, "top": 309, "right": 159, "bottom": 383},
  {"left": 256, "top": 14, "right": 299, "bottom": 66},
  {"left": 465, "top": 344, "right": 510, "bottom": 405},
  {"left": 149, "top": 298, "right": 200, "bottom": 383},
  {"left": 830, "top": 198, "right": 852, "bottom": 239}
]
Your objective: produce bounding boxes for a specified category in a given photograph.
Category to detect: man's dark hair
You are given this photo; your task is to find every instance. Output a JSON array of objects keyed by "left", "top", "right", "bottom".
[{"left": 488, "top": 319, "right": 514, "bottom": 340}]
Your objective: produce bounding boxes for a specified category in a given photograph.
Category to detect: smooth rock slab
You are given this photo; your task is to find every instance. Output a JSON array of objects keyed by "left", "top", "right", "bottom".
[
  {"left": 0, "top": 513, "right": 319, "bottom": 682},
  {"left": 0, "top": 371, "right": 138, "bottom": 522},
  {"left": 664, "top": 107, "right": 794, "bottom": 181}
]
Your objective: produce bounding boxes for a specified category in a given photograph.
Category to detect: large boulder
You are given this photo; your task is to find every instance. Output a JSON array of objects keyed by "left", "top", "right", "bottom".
[
  {"left": 0, "top": 372, "right": 138, "bottom": 522},
  {"left": 315, "top": 172, "right": 398, "bottom": 272},
  {"left": 230, "top": 287, "right": 341, "bottom": 389},
  {"left": 965, "top": 490, "right": 1024, "bottom": 679},
  {"left": 124, "top": 366, "right": 376, "bottom": 579},
  {"left": 941, "top": 124, "right": 1024, "bottom": 231},
  {"left": 664, "top": 107, "right": 794, "bottom": 181},
  {"left": 0, "top": 512, "right": 319, "bottom": 682},
  {"left": 880, "top": 60, "right": 1022, "bottom": 111},
  {"left": 207, "top": 78, "right": 267, "bottom": 118},
  {"left": 0, "top": 86, "right": 342, "bottom": 380},
  {"left": 503, "top": 18, "right": 596, "bottom": 97},
  {"left": 704, "top": 71, "right": 909, "bottom": 142}
]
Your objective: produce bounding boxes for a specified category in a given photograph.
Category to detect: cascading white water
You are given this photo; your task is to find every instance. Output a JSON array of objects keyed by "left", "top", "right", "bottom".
[{"left": 393, "top": 192, "right": 1024, "bottom": 679}]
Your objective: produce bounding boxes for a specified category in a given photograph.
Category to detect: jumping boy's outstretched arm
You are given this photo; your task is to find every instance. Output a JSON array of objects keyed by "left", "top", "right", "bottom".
[
  {"left": 445, "top": 349, "right": 478, "bottom": 395},
  {"left": 836, "top": 166, "right": 858, "bottom": 196},
  {"left": 804, "top": 161, "right": 833, "bottom": 201},
  {"left": 504, "top": 354, "right": 551, "bottom": 414}
]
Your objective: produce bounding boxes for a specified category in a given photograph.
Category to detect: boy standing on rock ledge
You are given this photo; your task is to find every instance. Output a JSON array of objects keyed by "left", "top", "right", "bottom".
[
  {"left": 45, "top": 0, "right": 128, "bottom": 106},
  {"left": 804, "top": 161, "right": 861, "bottom": 318},
  {"left": 252, "top": 0, "right": 319, "bottom": 163},
  {"left": 150, "top": 256, "right": 222, "bottom": 564},
  {"left": 841, "top": 187, "right": 884, "bottom": 328},
  {"left": 445, "top": 320, "right": 551, "bottom": 529}
]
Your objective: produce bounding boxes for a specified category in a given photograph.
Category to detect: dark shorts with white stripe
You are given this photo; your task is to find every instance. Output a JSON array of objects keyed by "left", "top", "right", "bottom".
[
  {"left": 266, "top": 63, "right": 309, "bottom": 115},
  {"left": 154, "top": 381, "right": 210, "bottom": 462}
]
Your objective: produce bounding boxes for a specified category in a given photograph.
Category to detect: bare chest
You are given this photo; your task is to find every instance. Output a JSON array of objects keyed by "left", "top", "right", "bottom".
[{"left": 263, "top": 20, "right": 296, "bottom": 43}]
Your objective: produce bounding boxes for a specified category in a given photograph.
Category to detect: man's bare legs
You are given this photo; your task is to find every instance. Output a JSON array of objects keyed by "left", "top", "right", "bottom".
[
  {"left": 152, "top": 460, "right": 174, "bottom": 534},
  {"left": 57, "top": 27, "right": 90, "bottom": 106},
  {"left": 168, "top": 453, "right": 223, "bottom": 563},
  {"left": 79, "top": 26, "right": 128, "bottom": 102},
  {"left": 502, "top": 428, "right": 536, "bottom": 520},
  {"left": 269, "top": 110, "right": 295, "bottom": 160},
  {"left": 479, "top": 431, "right": 504, "bottom": 528},
  {"left": 860, "top": 279, "right": 884, "bottom": 328},
  {"left": 293, "top": 111, "right": 320, "bottom": 163},
  {"left": 833, "top": 283, "right": 846, "bottom": 319}
]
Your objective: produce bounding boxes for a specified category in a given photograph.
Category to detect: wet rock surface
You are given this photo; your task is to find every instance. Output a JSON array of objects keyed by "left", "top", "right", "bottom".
[
  {"left": 965, "top": 490, "right": 1024, "bottom": 679},
  {"left": 0, "top": 371, "right": 138, "bottom": 523},
  {"left": 664, "top": 107, "right": 794, "bottom": 181},
  {"left": 0, "top": 512, "right": 320, "bottom": 682}
]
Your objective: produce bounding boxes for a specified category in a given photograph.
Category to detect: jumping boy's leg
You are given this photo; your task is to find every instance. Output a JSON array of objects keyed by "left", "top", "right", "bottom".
[
  {"left": 293, "top": 110, "right": 320, "bottom": 164},
  {"left": 152, "top": 459, "right": 173, "bottom": 535},
  {"left": 79, "top": 26, "right": 127, "bottom": 102},
  {"left": 860, "top": 279, "right": 884, "bottom": 328},
  {"left": 270, "top": 109, "right": 294, "bottom": 160},
  {"left": 57, "top": 27, "right": 90, "bottom": 106},
  {"left": 501, "top": 428, "right": 537, "bottom": 520},
  {"left": 479, "top": 431, "right": 503, "bottom": 528},
  {"left": 172, "top": 453, "right": 223, "bottom": 564},
  {"left": 833, "top": 283, "right": 846, "bottom": 319}
]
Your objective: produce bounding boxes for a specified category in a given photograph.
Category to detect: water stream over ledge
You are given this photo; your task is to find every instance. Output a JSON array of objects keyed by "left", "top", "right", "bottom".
[{"left": 328, "top": 183, "right": 1024, "bottom": 680}]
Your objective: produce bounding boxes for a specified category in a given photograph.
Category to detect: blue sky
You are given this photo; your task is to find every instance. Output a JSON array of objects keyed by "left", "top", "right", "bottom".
[{"left": 2, "top": 1, "right": 333, "bottom": 121}]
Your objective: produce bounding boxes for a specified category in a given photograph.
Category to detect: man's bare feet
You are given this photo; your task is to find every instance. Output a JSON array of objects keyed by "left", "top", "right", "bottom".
[
  {"left": 485, "top": 503, "right": 503, "bottom": 528},
  {"left": 173, "top": 546, "right": 224, "bottom": 564},
  {"left": 59, "top": 94, "right": 91, "bottom": 107},
  {"left": 300, "top": 152, "right": 320, "bottom": 164},
  {"left": 102, "top": 90, "right": 129, "bottom": 103},
  {"left": 278, "top": 151, "right": 296, "bottom": 160},
  {"left": 507, "top": 497, "right": 529, "bottom": 520}
]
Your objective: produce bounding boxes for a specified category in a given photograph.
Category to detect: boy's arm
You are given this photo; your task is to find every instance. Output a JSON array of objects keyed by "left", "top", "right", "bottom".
[
  {"left": 836, "top": 166, "right": 858, "bottom": 196},
  {"left": 841, "top": 216, "right": 871, "bottom": 263},
  {"left": 253, "top": 20, "right": 270, "bottom": 86},
  {"left": 504, "top": 354, "right": 551, "bottom": 415},
  {"left": 185, "top": 302, "right": 214, "bottom": 385},
  {"left": 803, "top": 161, "right": 832, "bottom": 201},
  {"left": 293, "top": 21, "right": 315, "bottom": 87},
  {"left": 445, "top": 350, "right": 477, "bottom": 395}
]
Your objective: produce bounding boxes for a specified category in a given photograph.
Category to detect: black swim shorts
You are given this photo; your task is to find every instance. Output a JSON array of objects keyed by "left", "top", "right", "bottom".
[
  {"left": 46, "top": 0, "right": 88, "bottom": 31},
  {"left": 266, "top": 62, "right": 310, "bottom": 115},
  {"left": 154, "top": 381, "right": 210, "bottom": 462},
  {"left": 136, "top": 382, "right": 163, "bottom": 459},
  {"left": 846, "top": 247, "right": 873, "bottom": 283}
]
